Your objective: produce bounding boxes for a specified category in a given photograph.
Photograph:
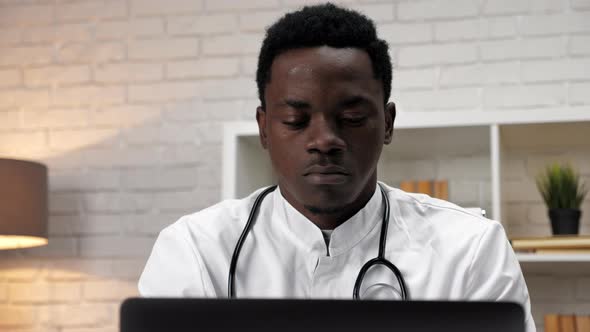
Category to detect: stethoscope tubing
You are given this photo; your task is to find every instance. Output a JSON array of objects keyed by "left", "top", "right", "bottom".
[
  {"left": 228, "top": 185, "right": 278, "bottom": 298},
  {"left": 228, "top": 183, "right": 408, "bottom": 300},
  {"left": 353, "top": 184, "right": 408, "bottom": 300}
]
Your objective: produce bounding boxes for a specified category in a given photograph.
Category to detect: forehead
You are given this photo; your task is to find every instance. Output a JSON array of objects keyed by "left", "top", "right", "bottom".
[{"left": 268, "top": 46, "right": 376, "bottom": 89}]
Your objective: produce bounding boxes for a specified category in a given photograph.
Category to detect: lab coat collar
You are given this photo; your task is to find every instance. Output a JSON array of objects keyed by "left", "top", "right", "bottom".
[{"left": 272, "top": 184, "right": 382, "bottom": 257}]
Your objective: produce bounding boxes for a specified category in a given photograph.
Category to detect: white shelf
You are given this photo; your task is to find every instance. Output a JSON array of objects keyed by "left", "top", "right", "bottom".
[
  {"left": 222, "top": 110, "right": 590, "bottom": 201},
  {"left": 501, "top": 121, "right": 590, "bottom": 152},
  {"left": 517, "top": 253, "right": 590, "bottom": 275},
  {"left": 378, "top": 108, "right": 590, "bottom": 128},
  {"left": 517, "top": 253, "right": 590, "bottom": 262},
  {"left": 382, "top": 125, "right": 489, "bottom": 161},
  {"left": 222, "top": 108, "right": 590, "bottom": 274},
  {"left": 222, "top": 107, "right": 590, "bottom": 137}
]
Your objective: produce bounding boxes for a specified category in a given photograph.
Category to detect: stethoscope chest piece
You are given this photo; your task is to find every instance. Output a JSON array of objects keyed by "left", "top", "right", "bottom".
[{"left": 357, "top": 264, "right": 406, "bottom": 300}]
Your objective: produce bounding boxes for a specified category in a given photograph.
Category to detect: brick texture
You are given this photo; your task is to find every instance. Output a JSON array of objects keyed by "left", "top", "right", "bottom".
[
  {"left": 0, "top": 1, "right": 589, "bottom": 331},
  {"left": 397, "top": 0, "right": 479, "bottom": 20}
]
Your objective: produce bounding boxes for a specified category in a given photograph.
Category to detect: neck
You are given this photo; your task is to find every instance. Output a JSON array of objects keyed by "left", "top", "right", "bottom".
[{"left": 281, "top": 180, "right": 378, "bottom": 230}]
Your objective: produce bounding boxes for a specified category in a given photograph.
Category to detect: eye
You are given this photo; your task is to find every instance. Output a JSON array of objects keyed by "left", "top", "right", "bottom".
[
  {"left": 282, "top": 120, "right": 305, "bottom": 128},
  {"left": 341, "top": 114, "right": 367, "bottom": 126},
  {"left": 282, "top": 116, "right": 308, "bottom": 129}
]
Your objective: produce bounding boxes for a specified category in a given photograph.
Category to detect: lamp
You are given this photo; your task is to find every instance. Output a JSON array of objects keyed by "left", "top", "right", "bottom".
[{"left": 0, "top": 158, "right": 48, "bottom": 249}]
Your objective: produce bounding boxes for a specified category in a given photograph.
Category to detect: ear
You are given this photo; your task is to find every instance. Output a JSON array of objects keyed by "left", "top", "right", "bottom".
[
  {"left": 256, "top": 106, "right": 268, "bottom": 149},
  {"left": 384, "top": 102, "right": 396, "bottom": 145}
]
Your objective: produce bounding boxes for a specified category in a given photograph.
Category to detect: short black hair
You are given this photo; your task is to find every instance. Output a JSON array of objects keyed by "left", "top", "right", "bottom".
[{"left": 256, "top": 3, "right": 392, "bottom": 109}]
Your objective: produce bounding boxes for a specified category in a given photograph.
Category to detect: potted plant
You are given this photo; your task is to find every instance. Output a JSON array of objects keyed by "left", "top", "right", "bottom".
[{"left": 535, "top": 163, "right": 587, "bottom": 235}]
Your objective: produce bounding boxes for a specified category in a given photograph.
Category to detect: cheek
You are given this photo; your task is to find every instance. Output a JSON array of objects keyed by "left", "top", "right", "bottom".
[
  {"left": 348, "top": 130, "right": 383, "bottom": 167},
  {"left": 267, "top": 136, "right": 301, "bottom": 175}
]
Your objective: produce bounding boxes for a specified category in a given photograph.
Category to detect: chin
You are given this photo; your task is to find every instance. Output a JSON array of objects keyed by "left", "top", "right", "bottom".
[
  {"left": 301, "top": 190, "right": 353, "bottom": 212},
  {"left": 303, "top": 204, "right": 346, "bottom": 215},
  {"left": 283, "top": 180, "right": 359, "bottom": 208}
]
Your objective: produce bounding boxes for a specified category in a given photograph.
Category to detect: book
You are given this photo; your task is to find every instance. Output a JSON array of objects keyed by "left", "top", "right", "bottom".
[
  {"left": 399, "top": 181, "right": 416, "bottom": 193},
  {"left": 544, "top": 314, "right": 559, "bottom": 332},
  {"left": 544, "top": 314, "right": 590, "bottom": 332},
  {"left": 433, "top": 180, "right": 449, "bottom": 200},
  {"left": 510, "top": 235, "right": 590, "bottom": 251},
  {"left": 417, "top": 180, "right": 433, "bottom": 196},
  {"left": 399, "top": 180, "right": 449, "bottom": 200},
  {"left": 576, "top": 315, "right": 590, "bottom": 331},
  {"left": 560, "top": 315, "right": 576, "bottom": 332}
]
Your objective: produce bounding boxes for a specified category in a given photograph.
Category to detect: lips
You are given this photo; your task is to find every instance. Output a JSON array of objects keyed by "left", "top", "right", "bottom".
[{"left": 303, "top": 165, "right": 350, "bottom": 185}]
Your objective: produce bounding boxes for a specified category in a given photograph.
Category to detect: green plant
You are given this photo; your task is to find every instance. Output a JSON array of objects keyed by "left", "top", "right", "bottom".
[{"left": 535, "top": 163, "right": 588, "bottom": 209}]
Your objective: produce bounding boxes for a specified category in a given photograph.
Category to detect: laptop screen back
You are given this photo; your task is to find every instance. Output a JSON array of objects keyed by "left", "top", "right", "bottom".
[{"left": 120, "top": 298, "right": 524, "bottom": 332}]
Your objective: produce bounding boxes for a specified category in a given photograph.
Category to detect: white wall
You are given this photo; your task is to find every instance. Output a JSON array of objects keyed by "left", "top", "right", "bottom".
[{"left": 0, "top": 0, "right": 589, "bottom": 331}]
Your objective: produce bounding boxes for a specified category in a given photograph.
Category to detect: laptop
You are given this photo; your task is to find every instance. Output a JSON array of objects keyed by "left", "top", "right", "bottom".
[{"left": 120, "top": 298, "right": 525, "bottom": 332}]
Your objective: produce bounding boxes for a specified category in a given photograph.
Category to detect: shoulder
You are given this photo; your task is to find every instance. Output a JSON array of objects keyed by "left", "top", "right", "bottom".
[
  {"left": 160, "top": 187, "right": 269, "bottom": 242},
  {"left": 380, "top": 183, "right": 503, "bottom": 250},
  {"left": 139, "top": 188, "right": 271, "bottom": 297}
]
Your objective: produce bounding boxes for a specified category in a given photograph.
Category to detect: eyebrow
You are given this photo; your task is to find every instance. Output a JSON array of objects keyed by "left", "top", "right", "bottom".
[
  {"left": 280, "top": 95, "right": 373, "bottom": 110},
  {"left": 284, "top": 99, "right": 311, "bottom": 109},
  {"left": 339, "top": 95, "right": 370, "bottom": 108}
]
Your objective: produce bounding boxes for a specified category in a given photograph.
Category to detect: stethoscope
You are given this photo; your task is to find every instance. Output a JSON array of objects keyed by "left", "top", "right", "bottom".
[{"left": 228, "top": 183, "right": 409, "bottom": 300}]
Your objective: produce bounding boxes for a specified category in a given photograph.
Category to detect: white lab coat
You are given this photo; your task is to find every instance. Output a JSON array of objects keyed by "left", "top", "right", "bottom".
[{"left": 139, "top": 183, "right": 535, "bottom": 332}]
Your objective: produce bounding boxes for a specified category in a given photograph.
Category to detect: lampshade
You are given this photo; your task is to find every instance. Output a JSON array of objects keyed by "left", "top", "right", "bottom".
[{"left": 0, "top": 158, "right": 48, "bottom": 250}]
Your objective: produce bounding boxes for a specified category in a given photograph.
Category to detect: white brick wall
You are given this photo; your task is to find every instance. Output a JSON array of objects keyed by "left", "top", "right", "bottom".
[
  {"left": 24, "top": 65, "right": 92, "bottom": 87},
  {"left": 168, "top": 14, "right": 239, "bottom": 35},
  {"left": 96, "top": 18, "right": 165, "bottom": 40},
  {"left": 398, "top": 43, "right": 478, "bottom": 66},
  {"left": 94, "top": 63, "right": 164, "bottom": 83},
  {"left": 128, "top": 38, "right": 199, "bottom": 59},
  {"left": 484, "top": 84, "right": 566, "bottom": 108},
  {"left": 1, "top": 1, "right": 589, "bottom": 331},
  {"left": 166, "top": 59, "right": 240, "bottom": 79},
  {"left": 130, "top": 0, "right": 202, "bottom": 16},
  {"left": 397, "top": 0, "right": 479, "bottom": 20},
  {"left": 378, "top": 23, "right": 432, "bottom": 45}
]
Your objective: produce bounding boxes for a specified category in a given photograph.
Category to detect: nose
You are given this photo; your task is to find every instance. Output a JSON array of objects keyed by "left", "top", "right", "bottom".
[{"left": 305, "top": 116, "right": 346, "bottom": 154}]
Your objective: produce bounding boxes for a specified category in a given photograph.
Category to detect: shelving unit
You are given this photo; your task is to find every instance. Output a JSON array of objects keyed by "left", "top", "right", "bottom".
[{"left": 222, "top": 108, "right": 590, "bottom": 273}]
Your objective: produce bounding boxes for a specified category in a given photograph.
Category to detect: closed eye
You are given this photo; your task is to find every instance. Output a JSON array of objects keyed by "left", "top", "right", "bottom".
[
  {"left": 281, "top": 113, "right": 309, "bottom": 129},
  {"left": 341, "top": 115, "right": 367, "bottom": 126},
  {"left": 282, "top": 119, "right": 307, "bottom": 128},
  {"left": 339, "top": 96, "right": 372, "bottom": 126},
  {"left": 280, "top": 99, "right": 310, "bottom": 129}
]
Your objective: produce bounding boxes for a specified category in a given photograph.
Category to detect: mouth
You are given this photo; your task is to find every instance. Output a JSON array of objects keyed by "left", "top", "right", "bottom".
[{"left": 303, "top": 165, "right": 350, "bottom": 185}]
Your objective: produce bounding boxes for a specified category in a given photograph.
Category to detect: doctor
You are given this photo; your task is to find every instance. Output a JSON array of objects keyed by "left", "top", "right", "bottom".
[{"left": 139, "top": 4, "right": 535, "bottom": 331}]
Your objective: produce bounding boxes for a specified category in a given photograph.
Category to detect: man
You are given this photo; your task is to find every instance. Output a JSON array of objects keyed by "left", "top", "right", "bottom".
[{"left": 139, "top": 4, "right": 535, "bottom": 331}]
